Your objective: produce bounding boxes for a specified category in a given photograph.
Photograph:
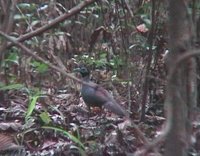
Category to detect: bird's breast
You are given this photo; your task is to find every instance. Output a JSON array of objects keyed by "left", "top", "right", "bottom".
[{"left": 81, "top": 85, "right": 106, "bottom": 107}]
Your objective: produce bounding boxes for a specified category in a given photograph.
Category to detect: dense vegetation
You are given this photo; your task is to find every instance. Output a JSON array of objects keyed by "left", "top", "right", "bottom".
[{"left": 0, "top": 0, "right": 200, "bottom": 155}]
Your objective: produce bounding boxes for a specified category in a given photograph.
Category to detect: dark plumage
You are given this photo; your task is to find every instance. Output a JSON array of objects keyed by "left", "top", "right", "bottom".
[{"left": 74, "top": 66, "right": 128, "bottom": 117}]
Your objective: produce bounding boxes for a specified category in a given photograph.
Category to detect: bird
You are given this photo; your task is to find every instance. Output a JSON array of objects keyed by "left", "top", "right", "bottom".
[{"left": 74, "top": 66, "right": 128, "bottom": 117}]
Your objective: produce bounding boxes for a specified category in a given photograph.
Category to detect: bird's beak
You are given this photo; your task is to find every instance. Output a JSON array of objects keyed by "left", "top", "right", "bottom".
[{"left": 73, "top": 68, "right": 81, "bottom": 73}]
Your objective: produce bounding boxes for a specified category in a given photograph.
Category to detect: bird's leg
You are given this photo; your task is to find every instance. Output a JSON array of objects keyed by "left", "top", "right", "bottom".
[
  {"left": 87, "top": 106, "right": 93, "bottom": 118},
  {"left": 97, "top": 106, "right": 106, "bottom": 118},
  {"left": 87, "top": 106, "right": 104, "bottom": 120},
  {"left": 93, "top": 106, "right": 105, "bottom": 120}
]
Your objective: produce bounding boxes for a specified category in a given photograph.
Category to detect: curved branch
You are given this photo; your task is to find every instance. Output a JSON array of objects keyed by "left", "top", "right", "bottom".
[
  {"left": 168, "top": 49, "right": 200, "bottom": 82},
  {"left": 0, "top": 31, "right": 95, "bottom": 87},
  {"left": 7, "top": 0, "right": 98, "bottom": 47}
]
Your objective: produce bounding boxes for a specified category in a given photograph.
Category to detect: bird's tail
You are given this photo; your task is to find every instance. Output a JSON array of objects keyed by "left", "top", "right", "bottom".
[{"left": 103, "top": 101, "right": 128, "bottom": 117}]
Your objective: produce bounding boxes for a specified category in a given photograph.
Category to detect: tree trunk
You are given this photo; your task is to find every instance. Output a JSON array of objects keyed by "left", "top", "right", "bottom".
[{"left": 164, "top": 0, "right": 195, "bottom": 156}]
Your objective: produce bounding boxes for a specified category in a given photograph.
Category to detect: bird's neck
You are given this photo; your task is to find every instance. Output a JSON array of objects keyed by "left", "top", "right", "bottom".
[{"left": 82, "top": 75, "right": 90, "bottom": 82}]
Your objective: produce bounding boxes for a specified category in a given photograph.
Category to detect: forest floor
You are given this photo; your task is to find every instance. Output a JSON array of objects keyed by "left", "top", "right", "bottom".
[{"left": 0, "top": 80, "right": 168, "bottom": 156}]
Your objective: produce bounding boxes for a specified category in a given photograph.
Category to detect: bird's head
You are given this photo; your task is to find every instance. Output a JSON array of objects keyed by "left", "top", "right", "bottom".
[{"left": 74, "top": 66, "right": 90, "bottom": 78}]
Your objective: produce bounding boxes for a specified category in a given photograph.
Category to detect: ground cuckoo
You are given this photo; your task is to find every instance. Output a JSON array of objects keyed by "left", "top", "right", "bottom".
[{"left": 74, "top": 66, "right": 128, "bottom": 117}]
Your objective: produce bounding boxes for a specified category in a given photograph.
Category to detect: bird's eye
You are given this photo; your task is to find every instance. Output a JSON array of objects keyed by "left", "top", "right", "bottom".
[{"left": 80, "top": 67, "right": 87, "bottom": 73}]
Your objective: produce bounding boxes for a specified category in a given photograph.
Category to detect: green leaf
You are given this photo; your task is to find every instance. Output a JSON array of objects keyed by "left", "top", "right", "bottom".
[
  {"left": 26, "top": 95, "right": 39, "bottom": 119},
  {"left": 0, "top": 83, "right": 24, "bottom": 91},
  {"left": 99, "top": 52, "right": 107, "bottom": 59},
  {"left": 37, "top": 63, "right": 48, "bottom": 73},
  {"left": 31, "top": 61, "right": 48, "bottom": 73},
  {"left": 42, "top": 126, "right": 85, "bottom": 150},
  {"left": 17, "top": 3, "right": 31, "bottom": 9},
  {"left": 14, "top": 14, "right": 28, "bottom": 20},
  {"left": 5, "top": 52, "right": 19, "bottom": 64},
  {"left": 39, "top": 111, "right": 51, "bottom": 124},
  {"left": 31, "top": 20, "right": 40, "bottom": 27},
  {"left": 140, "top": 14, "right": 151, "bottom": 28}
]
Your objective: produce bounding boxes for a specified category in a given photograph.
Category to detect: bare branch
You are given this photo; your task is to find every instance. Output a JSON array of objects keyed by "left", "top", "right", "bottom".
[
  {"left": 168, "top": 49, "right": 200, "bottom": 82},
  {"left": 7, "top": 0, "right": 98, "bottom": 47},
  {"left": 0, "top": 31, "right": 93, "bottom": 87}
]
